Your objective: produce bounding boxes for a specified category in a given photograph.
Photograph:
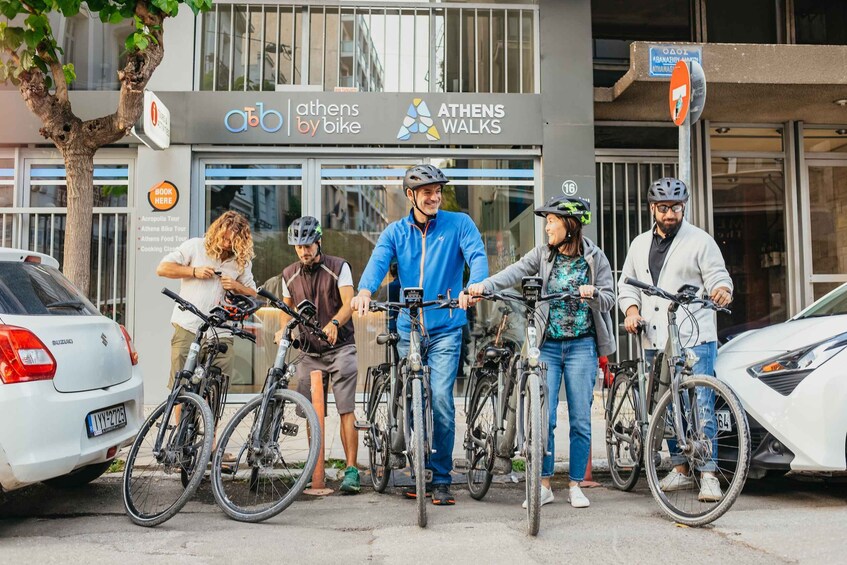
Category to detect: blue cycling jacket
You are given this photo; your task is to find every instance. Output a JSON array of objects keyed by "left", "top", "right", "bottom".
[{"left": 358, "top": 209, "right": 489, "bottom": 335}]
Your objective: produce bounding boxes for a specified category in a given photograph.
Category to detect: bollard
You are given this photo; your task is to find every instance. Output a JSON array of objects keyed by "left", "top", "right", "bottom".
[
  {"left": 304, "top": 369, "right": 333, "bottom": 496},
  {"left": 580, "top": 451, "right": 602, "bottom": 488}
]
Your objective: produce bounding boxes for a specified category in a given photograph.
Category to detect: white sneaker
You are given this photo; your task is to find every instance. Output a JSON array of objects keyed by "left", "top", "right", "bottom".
[
  {"left": 568, "top": 485, "right": 590, "bottom": 508},
  {"left": 522, "top": 485, "right": 554, "bottom": 509},
  {"left": 698, "top": 473, "right": 723, "bottom": 502},
  {"left": 658, "top": 469, "right": 696, "bottom": 492}
]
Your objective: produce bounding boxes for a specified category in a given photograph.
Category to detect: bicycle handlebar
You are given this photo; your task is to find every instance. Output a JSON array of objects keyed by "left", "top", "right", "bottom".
[
  {"left": 464, "top": 288, "right": 594, "bottom": 305},
  {"left": 368, "top": 296, "right": 460, "bottom": 313},
  {"left": 257, "top": 287, "right": 330, "bottom": 342},
  {"left": 161, "top": 288, "right": 258, "bottom": 342},
  {"left": 622, "top": 277, "right": 731, "bottom": 314}
]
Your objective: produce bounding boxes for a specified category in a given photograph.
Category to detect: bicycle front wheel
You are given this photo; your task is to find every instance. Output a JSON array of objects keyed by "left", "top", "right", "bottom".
[
  {"left": 605, "top": 372, "right": 642, "bottom": 491},
  {"left": 211, "top": 390, "right": 321, "bottom": 523},
  {"left": 524, "top": 371, "right": 543, "bottom": 537},
  {"left": 122, "top": 392, "right": 214, "bottom": 527},
  {"left": 410, "top": 377, "right": 427, "bottom": 528},
  {"left": 466, "top": 373, "right": 496, "bottom": 500},
  {"left": 644, "top": 375, "right": 751, "bottom": 526}
]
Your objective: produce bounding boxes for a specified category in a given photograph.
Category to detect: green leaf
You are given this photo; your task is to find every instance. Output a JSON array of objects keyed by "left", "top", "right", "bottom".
[
  {"left": 23, "top": 29, "right": 39, "bottom": 49},
  {"left": 0, "top": 26, "right": 25, "bottom": 51},
  {"left": 19, "top": 49, "right": 33, "bottom": 70},
  {"left": 59, "top": 0, "right": 82, "bottom": 17},
  {"left": 0, "top": 62, "right": 9, "bottom": 83},
  {"left": 135, "top": 35, "right": 148, "bottom": 51},
  {"left": 24, "top": 14, "right": 50, "bottom": 35},
  {"left": 109, "top": 11, "right": 124, "bottom": 24},
  {"left": 33, "top": 54, "right": 48, "bottom": 73},
  {"left": 62, "top": 62, "right": 75, "bottom": 84},
  {"left": 124, "top": 33, "right": 135, "bottom": 52},
  {"left": 43, "top": 73, "right": 52, "bottom": 89},
  {"left": 0, "top": 0, "right": 25, "bottom": 20}
]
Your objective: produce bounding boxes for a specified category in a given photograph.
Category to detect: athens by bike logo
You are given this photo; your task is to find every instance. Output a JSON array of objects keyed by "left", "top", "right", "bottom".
[{"left": 224, "top": 102, "right": 283, "bottom": 133}]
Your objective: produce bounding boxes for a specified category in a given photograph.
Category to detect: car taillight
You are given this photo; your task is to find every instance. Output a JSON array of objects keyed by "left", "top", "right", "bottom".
[
  {"left": 119, "top": 325, "right": 139, "bottom": 366},
  {"left": 0, "top": 325, "right": 57, "bottom": 384}
]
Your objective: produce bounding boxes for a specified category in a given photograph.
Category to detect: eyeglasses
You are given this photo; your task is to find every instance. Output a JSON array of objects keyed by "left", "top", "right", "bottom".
[{"left": 655, "top": 203, "right": 684, "bottom": 214}]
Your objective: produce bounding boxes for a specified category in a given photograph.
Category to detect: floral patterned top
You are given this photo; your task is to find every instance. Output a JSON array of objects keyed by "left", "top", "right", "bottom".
[{"left": 545, "top": 253, "right": 595, "bottom": 340}]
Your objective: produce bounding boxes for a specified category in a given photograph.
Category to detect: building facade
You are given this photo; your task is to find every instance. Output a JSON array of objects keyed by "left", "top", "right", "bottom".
[{"left": 1, "top": 0, "right": 845, "bottom": 403}]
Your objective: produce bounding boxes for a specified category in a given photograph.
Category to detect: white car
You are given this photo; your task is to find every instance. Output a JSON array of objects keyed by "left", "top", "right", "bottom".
[
  {"left": 716, "top": 283, "right": 847, "bottom": 477},
  {"left": 0, "top": 248, "right": 143, "bottom": 494}
]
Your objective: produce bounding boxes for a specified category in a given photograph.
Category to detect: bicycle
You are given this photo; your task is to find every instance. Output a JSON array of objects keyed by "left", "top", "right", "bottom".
[
  {"left": 122, "top": 288, "right": 259, "bottom": 527},
  {"left": 461, "top": 276, "right": 591, "bottom": 536},
  {"left": 210, "top": 287, "right": 326, "bottom": 522},
  {"left": 358, "top": 288, "right": 459, "bottom": 528},
  {"left": 604, "top": 278, "right": 751, "bottom": 526}
]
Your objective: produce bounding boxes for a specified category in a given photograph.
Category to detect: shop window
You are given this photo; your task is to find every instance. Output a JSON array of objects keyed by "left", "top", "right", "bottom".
[
  {"left": 794, "top": 0, "right": 847, "bottom": 45},
  {"left": 705, "top": 0, "right": 782, "bottom": 44},
  {"left": 806, "top": 164, "right": 847, "bottom": 277},
  {"left": 591, "top": 0, "right": 692, "bottom": 87},
  {"left": 803, "top": 128, "right": 847, "bottom": 153}
]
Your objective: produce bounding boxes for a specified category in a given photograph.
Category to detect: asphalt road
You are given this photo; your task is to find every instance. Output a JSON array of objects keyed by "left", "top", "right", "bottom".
[{"left": 1, "top": 473, "right": 845, "bottom": 564}]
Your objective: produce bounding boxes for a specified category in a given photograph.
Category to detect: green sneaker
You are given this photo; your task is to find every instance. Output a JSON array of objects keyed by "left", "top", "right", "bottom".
[{"left": 340, "top": 466, "right": 361, "bottom": 494}]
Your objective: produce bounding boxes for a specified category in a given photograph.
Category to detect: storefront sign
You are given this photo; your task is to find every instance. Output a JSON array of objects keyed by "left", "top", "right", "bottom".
[
  {"left": 132, "top": 90, "right": 171, "bottom": 150},
  {"left": 649, "top": 45, "right": 702, "bottom": 78},
  {"left": 187, "top": 92, "right": 542, "bottom": 145},
  {"left": 147, "top": 180, "right": 179, "bottom": 212}
]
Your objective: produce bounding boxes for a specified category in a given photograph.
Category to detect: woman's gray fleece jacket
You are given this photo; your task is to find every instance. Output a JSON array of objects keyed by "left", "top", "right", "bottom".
[{"left": 479, "top": 238, "right": 617, "bottom": 357}]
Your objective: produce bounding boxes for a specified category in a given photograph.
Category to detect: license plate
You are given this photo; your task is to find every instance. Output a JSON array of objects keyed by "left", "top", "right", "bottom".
[
  {"left": 715, "top": 409, "right": 732, "bottom": 432},
  {"left": 86, "top": 404, "right": 127, "bottom": 438}
]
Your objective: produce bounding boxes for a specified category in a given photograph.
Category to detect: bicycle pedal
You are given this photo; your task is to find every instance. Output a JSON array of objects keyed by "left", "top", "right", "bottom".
[
  {"left": 280, "top": 422, "right": 299, "bottom": 437},
  {"left": 453, "top": 458, "right": 470, "bottom": 472},
  {"left": 424, "top": 470, "right": 433, "bottom": 482},
  {"left": 353, "top": 419, "right": 371, "bottom": 431}
]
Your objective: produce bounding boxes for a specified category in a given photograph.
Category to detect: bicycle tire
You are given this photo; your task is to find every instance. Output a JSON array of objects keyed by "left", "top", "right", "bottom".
[
  {"left": 411, "top": 377, "right": 427, "bottom": 528},
  {"left": 525, "top": 371, "right": 543, "bottom": 536},
  {"left": 211, "top": 390, "right": 321, "bottom": 523},
  {"left": 367, "top": 374, "right": 392, "bottom": 493},
  {"left": 180, "top": 378, "right": 222, "bottom": 488},
  {"left": 644, "top": 375, "right": 751, "bottom": 526},
  {"left": 606, "top": 372, "right": 642, "bottom": 491},
  {"left": 122, "top": 392, "right": 214, "bottom": 527},
  {"left": 466, "top": 373, "right": 496, "bottom": 500}
]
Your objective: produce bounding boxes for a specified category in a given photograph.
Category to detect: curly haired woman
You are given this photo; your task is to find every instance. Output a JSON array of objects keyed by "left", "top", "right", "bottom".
[{"left": 158, "top": 211, "right": 258, "bottom": 389}]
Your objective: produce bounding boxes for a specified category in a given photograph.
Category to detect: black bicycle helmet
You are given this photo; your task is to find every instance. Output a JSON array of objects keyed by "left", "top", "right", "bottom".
[
  {"left": 403, "top": 164, "right": 449, "bottom": 190},
  {"left": 287, "top": 216, "right": 322, "bottom": 245},
  {"left": 648, "top": 177, "right": 689, "bottom": 203},
  {"left": 534, "top": 195, "right": 592, "bottom": 226}
]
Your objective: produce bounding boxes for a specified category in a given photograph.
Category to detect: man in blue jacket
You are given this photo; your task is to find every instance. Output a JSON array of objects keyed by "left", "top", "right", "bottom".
[{"left": 351, "top": 164, "right": 488, "bottom": 506}]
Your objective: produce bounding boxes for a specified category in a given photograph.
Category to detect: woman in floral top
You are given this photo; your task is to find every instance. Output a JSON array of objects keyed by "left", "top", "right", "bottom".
[{"left": 468, "top": 195, "right": 615, "bottom": 509}]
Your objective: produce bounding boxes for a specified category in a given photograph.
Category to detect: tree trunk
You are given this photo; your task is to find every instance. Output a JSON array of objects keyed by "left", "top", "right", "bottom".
[{"left": 61, "top": 147, "right": 96, "bottom": 296}]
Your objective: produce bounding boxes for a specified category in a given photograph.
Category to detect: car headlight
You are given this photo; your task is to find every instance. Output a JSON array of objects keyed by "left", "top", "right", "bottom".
[{"left": 748, "top": 331, "right": 847, "bottom": 378}]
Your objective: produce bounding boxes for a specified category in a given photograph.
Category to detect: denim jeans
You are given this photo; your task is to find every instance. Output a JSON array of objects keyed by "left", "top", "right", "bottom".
[
  {"left": 397, "top": 328, "right": 463, "bottom": 486},
  {"left": 644, "top": 341, "right": 718, "bottom": 473},
  {"left": 539, "top": 336, "right": 598, "bottom": 481}
]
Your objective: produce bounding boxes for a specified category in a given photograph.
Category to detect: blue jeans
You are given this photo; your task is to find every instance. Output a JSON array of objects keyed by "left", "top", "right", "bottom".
[
  {"left": 644, "top": 341, "right": 718, "bottom": 473},
  {"left": 398, "top": 328, "right": 463, "bottom": 486},
  {"left": 539, "top": 336, "right": 598, "bottom": 481}
]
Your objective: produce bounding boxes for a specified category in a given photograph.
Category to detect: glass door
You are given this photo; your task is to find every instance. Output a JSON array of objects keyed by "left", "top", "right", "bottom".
[{"left": 803, "top": 159, "right": 847, "bottom": 301}]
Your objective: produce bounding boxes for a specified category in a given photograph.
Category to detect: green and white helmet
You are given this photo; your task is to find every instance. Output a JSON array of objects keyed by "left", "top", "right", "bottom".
[{"left": 534, "top": 196, "right": 592, "bottom": 225}]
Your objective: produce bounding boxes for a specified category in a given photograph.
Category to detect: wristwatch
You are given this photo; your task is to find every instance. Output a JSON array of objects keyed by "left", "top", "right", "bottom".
[{"left": 331, "top": 319, "right": 340, "bottom": 327}]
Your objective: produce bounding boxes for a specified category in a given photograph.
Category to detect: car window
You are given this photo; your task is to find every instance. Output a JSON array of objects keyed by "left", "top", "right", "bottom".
[
  {"left": 795, "top": 284, "right": 847, "bottom": 319},
  {"left": 0, "top": 263, "right": 99, "bottom": 316}
]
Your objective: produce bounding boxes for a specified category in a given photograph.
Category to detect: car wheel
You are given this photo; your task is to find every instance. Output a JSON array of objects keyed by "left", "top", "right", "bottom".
[{"left": 43, "top": 460, "right": 113, "bottom": 489}]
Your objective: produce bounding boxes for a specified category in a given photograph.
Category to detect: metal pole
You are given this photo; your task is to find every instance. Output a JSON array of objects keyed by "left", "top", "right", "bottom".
[{"left": 680, "top": 60, "right": 693, "bottom": 221}]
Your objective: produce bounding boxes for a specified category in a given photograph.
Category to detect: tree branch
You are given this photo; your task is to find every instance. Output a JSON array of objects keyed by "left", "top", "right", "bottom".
[{"left": 45, "top": 52, "right": 68, "bottom": 102}]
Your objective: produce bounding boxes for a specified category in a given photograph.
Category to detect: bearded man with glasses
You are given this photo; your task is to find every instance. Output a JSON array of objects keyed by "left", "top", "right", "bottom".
[{"left": 618, "top": 177, "right": 733, "bottom": 503}]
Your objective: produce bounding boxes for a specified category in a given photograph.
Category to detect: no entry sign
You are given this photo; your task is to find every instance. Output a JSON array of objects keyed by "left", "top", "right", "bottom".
[{"left": 669, "top": 60, "right": 691, "bottom": 126}]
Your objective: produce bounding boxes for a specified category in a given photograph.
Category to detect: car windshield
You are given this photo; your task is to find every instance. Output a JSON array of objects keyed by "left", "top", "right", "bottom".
[
  {"left": 795, "top": 284, "right": 847, "bottom": 319},
  {"left": 0, "top": 262, "right": 99, "bottom": 316}
]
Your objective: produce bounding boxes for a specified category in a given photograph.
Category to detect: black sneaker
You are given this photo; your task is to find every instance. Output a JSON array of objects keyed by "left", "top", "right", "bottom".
[
  {"left": 402, "top": 484, "right": 432, "bottom": 499},
  {"left": 432, "top": 484, "right": 455, "bottom": 506}
]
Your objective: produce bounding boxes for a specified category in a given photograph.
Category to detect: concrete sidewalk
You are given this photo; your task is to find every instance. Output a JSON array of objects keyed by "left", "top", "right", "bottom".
[{"left": 319, "top": 391, "right": 609, "bottom": 476}]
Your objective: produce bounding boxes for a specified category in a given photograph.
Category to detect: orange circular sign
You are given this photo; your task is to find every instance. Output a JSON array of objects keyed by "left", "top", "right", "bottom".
[
  {"left": 669, "top": 60, "right": 691, "bottom": 126},
  {"left": 148, "top": 181, "right": 179, "bottom": 212}
]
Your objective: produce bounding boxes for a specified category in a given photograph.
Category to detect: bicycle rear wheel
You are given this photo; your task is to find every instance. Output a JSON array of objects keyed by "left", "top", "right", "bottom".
[
  {"left": 410, "top": 377, "right": 427, "bottom": 528},
  {"left": 122, "top": 392, "right": 214, "bottom": 527},
  {"left": 644, "top": 375, "right": 751, "bottom": 526},
  {"left": 211, "top": 390, "right": 321, "bottom": 523},
  {"left": 524, "top": 371, "right": 543, "bottom": 536},
  {"left": 466, "top": 373, "right": 496, "bottom": 500},
  {"left": 367, "top": 373, "right": 391, "bottom": 493},
  {"left": 605, "top": 372, "right": 642, "bottom": 491}
]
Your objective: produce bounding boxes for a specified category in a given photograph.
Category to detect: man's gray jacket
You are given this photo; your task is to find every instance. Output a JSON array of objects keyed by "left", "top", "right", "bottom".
[{"left": 618, "top": 220, "right": 733, "bottom": 351}]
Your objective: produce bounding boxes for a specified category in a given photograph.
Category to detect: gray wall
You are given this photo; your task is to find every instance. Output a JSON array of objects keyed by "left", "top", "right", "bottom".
[
  {"left": 147, "top": 9, "right": 196, "bottom": 92},
  {"left": 539, "top": 0, "right": 597, "bottom": 239}
]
